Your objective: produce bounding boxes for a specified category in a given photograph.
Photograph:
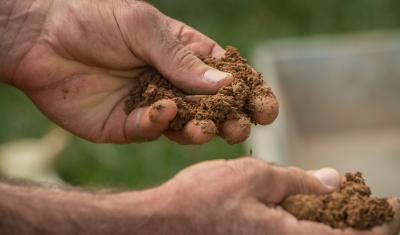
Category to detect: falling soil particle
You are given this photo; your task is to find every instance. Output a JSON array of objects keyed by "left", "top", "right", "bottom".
[
  {"left": 282, "top": 172, "right": 394, "bottom": 230},
  {"left": 124, "top": 46, "right": 276, "bottom": 133}
]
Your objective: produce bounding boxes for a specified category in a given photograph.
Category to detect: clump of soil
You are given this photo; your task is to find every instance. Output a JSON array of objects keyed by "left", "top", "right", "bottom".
[
  {"left": 282, "top": 172, "right": 394, "bottom": 230},
  {"left": 124, "top": 46, "right": 276, "bottom": 132}
]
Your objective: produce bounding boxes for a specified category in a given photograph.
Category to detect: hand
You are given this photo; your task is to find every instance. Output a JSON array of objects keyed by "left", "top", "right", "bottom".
[
  {"left": 2, "top": 0, "right": 278, "bottom": 144},
  {"left": 144, "top": 157, "right": 400, "bottom": 235}
]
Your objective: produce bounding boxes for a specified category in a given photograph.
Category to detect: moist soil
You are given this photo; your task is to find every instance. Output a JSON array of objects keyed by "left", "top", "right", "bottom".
[
  {"left": 124, "top": 46, "right": 275, "bottom": 133},
  {"left": 282, "top": 172, "right": 394, "bottom": 230}
]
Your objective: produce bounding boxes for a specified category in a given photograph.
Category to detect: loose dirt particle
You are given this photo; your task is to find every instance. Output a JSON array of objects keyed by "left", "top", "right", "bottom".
[
  {"left": 124, "top": 46, "right": 276, "bottom": 133},
  {"left": 282, "top": 172, "right": 394, "bottom": 230},
  {"left": 153, "top": 103, "right": 164, "bottom": 112},
  {"left": 195, "top": 120, "right": 217, "bottom": 135},
  {"left": 149, "top": 103, "right": 165, "bottom": 123}
]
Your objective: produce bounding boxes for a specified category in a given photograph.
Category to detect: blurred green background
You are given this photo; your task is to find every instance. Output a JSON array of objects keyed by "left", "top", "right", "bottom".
[{"left": 0, "top": 0, "right": 399, "bottom": 189}]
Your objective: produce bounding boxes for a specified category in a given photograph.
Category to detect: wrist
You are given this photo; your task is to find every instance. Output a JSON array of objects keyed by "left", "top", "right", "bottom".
[
  {"left": 101, "top": 186, "right": 176, "bottom": 234},
  {"left": 0, "top": 0, "right": 53, "bottom": 84},
  {"left": 0, "top": 182, "right": 174, "bottom": 235}
]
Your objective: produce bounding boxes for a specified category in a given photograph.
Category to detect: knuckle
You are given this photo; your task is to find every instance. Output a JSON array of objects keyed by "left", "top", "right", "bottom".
[
  {"left": 260, "top": 163, "right": 276, "bottom": 183},
  {"left": 165, "top": 44, "right": 199, "bottom": 73},
  {"left": 174, "top": 47, "right": 198, "bottom": 69},
  {"left": 229, "top": 157, "right": 267, "bottom": 178},
  {"left": 237, "top": 157, "right": 260, "bottom": 168},
  {"left": 120, "top": 0, "right": 160, "bottom": 32},
  {"left": 164, "top": 45, "right": 201, "bottom": 82},
  {"left": 125, "top": 0, "right": 157, "bottom": 15},
  {"left": 285, "top": 166, "right": 313, "bottom": 193},
  {"left": 287, "top": 166, "right": 304, "bottom": 175},
  {"left": 139, "top": 127, "right": 163, "bottom": 140}
]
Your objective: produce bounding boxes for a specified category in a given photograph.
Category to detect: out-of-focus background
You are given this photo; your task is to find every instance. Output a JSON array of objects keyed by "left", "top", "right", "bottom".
[{"left": 0, "top": 0, "right": 399, "bottom": 195}]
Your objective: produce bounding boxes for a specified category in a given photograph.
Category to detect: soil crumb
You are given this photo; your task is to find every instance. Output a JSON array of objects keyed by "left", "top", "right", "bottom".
[
  {"left": 282, "top": 172, "right": 394, "bottom": 230},
  {"left": 124, "top": 46, "right": 276, "bottom": 132}
]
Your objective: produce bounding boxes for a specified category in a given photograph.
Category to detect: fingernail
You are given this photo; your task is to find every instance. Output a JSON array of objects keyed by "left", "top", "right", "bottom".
[
  {"left": 203, "top": 69, "right": 233, "bottom": 83},
  {"left": 312, "top": 168, "right": 340, "bottom": 188}
]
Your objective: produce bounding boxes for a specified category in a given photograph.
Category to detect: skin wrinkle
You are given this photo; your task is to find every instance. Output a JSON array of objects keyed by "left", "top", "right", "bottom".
[
  {"left": 1, "top": 1, "right": 26, "bottom": 48},
  {"left": 129, "top": 106, "right": 144, "bottom": 140},
  {"left": 0, "top": 0, "right": 16, "bottom": 31},
  {"left": 0, "top": 1, "right": 20, "bottom": 76},
  {"left": 55, "top": 4, "right": 90, "bottom": 66},
  {"left": 112, "top": 4, "right": 140, "bottom": 63},
  {"left": 120, "top": 0, "right": 155, "bottom": 61},
  {"left": 175, "top": 22, "right": 186, "bottom": 42},
  {"left": 98, "top": 82, "right": 133, "bottom": 142},
  {"left": 208, "top": 42, "right": 218, "bottom": 57},
  {"left": 7, "top": 0, "right": 39, "bottom": 66},
  {"left": 8, "top": 0, "right": 53, "bottom": 85},
  {"left": 155, "top": 18, "right": 205, "bottom": 84}
]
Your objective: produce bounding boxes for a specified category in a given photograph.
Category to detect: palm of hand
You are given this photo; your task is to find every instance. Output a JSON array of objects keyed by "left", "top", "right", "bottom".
[{"left": 11, "top": 0, "right": 228, "bottom": 143}]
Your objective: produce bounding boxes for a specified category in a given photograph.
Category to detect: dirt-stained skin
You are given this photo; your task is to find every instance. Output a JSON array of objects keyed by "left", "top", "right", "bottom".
[
  {"left": 282, "top": 172, "right": 394, "bottom": 230},
  {"left": 124, "top": 47, "right": 278, "bottom": 133}
]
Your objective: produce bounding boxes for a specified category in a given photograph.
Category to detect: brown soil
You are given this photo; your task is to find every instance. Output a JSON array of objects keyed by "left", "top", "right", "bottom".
[
  {"left": 124, "top": 46, "right": 275, "bottom": 132},
  {"left": 282, "top": 172, "right": 394, "bottom": 230}
]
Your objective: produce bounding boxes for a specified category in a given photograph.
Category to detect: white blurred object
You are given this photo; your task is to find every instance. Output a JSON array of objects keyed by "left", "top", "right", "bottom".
[
  {"left": 248, "top": 30, "right": 400, "bottom": 197},
  {"left": 0, "top": 127, "right": 71, "bottom": 185}
]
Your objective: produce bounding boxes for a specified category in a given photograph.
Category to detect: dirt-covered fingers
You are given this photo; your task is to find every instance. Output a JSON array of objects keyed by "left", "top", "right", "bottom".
[
  {"left": 340, "top": 200, "right": 399, "bottom": 235},
  {"left": 125, "top": 99, "right": 177, "bottom": 142},
  {"left": 372, "top": 197, "right": 400, "bottom": 235},
  {"left": 251, "top": 91, "right": 279, "bottom": 125},
  {"left": 220, "top": 118, "right": 251, "bottom": 144},
  {"left": 164, "top": 119, "right": 217, "bottom": 145},
  {"left": 279, "top": 211, "right": 338, "bottom": 235},
  {"left": 241, "top": 201, "right": 337, "bottom": 235},
  {"left": 262, "top": 208, "right": 367, "bottom": 235},
  {"left": 387, "top": 197, "right": 400, "bottom": 234}
]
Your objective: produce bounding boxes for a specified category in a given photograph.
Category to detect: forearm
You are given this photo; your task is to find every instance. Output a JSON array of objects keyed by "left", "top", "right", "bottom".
[
  {"left": 0, "top": 182, "right": 170, "bottom": 235},
  {"left": 0, "top": 0, "right": 52, "bottom": 84}
]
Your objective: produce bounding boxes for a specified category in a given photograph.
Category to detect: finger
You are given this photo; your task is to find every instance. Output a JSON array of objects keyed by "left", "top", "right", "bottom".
[
  {"left": 280, "top": 211, "right": 339, "bottom": 235},
  {"left": 374, "top": 197, "right": 400, "bottom": 235},
  {"left": 220, "top": 118, "right": 251, "bottom": 144},
  {"left": 261, "top": 166, "right": 340, "bottom": 203},
  {"left": 164, "top": 130, "right": 192, "bottom": 145},
  {"left": 165, "top": 119, "right": 217, "bottom": 145},
  {"left": 245, "top": 202, "right": 339, "bottom": 235},
  {"left": 225, "top": 158, "right": 340, "bottom": 203},
  {"left": 125, "top": 99, "right": 177, "bottom": 141},
  {"left": 167, "top": 18, "right": 226, "bottom": 58},
  {"left": 138, "top": 10, "right": 232, "bottom": 94},
  {"left": 290, "top": 219, "right": 355, "bottom": 235},
  {"left": 251, "top": 92, "right": 279, "bottom": 125},
  {"left": 255, "top": 205, "right": 372, "bottom": 235}
]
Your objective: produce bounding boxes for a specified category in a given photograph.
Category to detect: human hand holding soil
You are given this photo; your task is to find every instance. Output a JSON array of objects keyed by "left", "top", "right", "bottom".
[
  {"left": 0, "top": 156, "right": 398, "bottom": 235},
  {"left": 153, "top": 158, "right": 400, "bottom": 235},
  {"left": 283, "top": 172, "right": 396, "bottom": 230},
  {"left": 0, "top": 0, "right": 277, "bottom": 144}
]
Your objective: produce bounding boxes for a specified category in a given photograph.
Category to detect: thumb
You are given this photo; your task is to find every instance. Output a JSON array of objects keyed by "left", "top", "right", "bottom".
[
  {"left": 265, "top": 167, "right": 340, "bottom": 203},
  {"left": 143, "top": 15, "right": 233, "bottom": 94}
]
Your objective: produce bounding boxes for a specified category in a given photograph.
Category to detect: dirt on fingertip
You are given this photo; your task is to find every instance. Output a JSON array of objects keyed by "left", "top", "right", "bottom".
[
  {"left": 282, "top": 172, "right": 394, "bottom": 230},
  {"left": 124, "top": 46, "right": 277, "bottom": 134}
]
